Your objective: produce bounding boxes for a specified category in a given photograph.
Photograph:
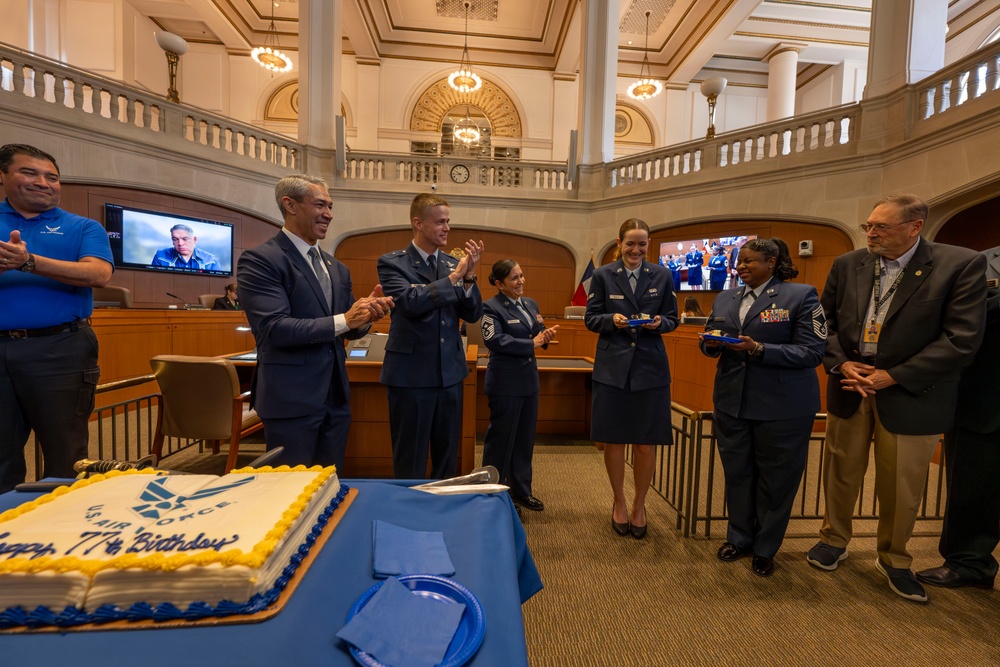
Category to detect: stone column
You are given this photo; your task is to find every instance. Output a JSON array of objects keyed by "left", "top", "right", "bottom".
[
  {"left": 297, "top": 0, "right": 341, "bottom": 152},
  {"left": 763, "top": 43, "right": 804, "bottom": 122},
  {"left": 576, "top": 0, "right": 619, "bottom": 167},
  {"left": 865, "top": 0, "right": 947, "bottom": 99}
]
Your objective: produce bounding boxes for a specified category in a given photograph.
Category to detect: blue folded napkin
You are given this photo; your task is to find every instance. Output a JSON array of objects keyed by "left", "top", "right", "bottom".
[
  {"left": 337, "top": 576, "right": 466, "bottom": 667},
  {"left": 372, "top": 520, "right": 455, "bottom": 578}
]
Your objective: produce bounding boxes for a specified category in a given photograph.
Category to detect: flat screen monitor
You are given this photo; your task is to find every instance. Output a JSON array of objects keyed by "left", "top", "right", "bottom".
[
  {"left": 658, "top": 235, "right": 757, "bottom": 292},
  {"left": 104, "top": 204, "right": 234, "bottom": 277}
]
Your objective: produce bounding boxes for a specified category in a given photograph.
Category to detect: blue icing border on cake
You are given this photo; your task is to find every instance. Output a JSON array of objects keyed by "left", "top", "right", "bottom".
[{"left": 0, "top": 482, "right": 349, "bottom": 630}]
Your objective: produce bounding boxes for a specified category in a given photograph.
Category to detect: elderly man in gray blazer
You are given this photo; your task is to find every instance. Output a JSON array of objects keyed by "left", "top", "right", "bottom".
[{"left": 806, "top": 194, "right": 986, "bottom": 604}]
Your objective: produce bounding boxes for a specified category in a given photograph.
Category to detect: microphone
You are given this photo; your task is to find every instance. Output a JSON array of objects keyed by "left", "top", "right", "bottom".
[{"left": 166, "top": 292, "right": 187, "bottom": 308}]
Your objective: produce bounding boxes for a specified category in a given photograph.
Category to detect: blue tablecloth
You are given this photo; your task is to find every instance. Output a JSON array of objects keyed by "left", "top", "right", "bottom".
[{"left": 0, "top": 479, "right": 542, "bottom": 666}]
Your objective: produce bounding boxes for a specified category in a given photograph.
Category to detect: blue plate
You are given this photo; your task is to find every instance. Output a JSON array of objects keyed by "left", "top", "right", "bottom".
[
  {"left": 703, "top": 333, "right": 743, "bottom": 344},
  {"left": 346, "top": 574, "right": 485, "bottom": 667}
]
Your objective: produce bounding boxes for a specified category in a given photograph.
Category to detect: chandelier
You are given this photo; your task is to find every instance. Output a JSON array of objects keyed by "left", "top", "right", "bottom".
[
  {"left": 453, "top": 107, "right": 481, "bottom": 145},
  {"left": 626, "top": 10, "right": 663, "bottom": 101},
  {"left": 251, "top": 2, "right": 293, "bottom": 74},
  {"left": 448, "top": 1, "right": 482, "bottom": 94}
]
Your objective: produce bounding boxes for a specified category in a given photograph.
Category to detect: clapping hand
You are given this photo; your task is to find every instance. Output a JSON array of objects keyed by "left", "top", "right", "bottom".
[
  {"left": 345, "top": 284, "right": 395, "bottom": 328},
  {"left": 533, "top": 325, "right": 559, "bottom": 348}
]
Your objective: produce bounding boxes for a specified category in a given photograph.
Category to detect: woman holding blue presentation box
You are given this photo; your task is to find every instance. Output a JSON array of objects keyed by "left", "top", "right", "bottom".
[
  {"left": 699, "top": 238, "right": 826, "bottom": 577},
  {"left": 585, "top": 219, "right": 678, "bottom": 539},
  {"left": 480, "top": 259, "right": 559, "bottom": 512}
]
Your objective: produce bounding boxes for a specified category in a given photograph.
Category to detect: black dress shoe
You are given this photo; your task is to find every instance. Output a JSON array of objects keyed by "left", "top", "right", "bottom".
[
  {"left": 916, "top": 565, "right": 995, "bottom": 589},
  {"left": 511, "top": 495, "right": 544, "bottom": 512},
  {"left": 629, "top": 522, "right": 647, "bottom": 540},
  {"left": 751, "top": 555, "right": 774, "bottom": 577},
  {"left": 717, "top": 542, "right": 751, "bottom": 562}
]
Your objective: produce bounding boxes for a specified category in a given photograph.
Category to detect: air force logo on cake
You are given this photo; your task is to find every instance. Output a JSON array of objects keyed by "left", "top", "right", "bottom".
[{"left": 130, "top": 475, "right": 256, "bottom": 520}]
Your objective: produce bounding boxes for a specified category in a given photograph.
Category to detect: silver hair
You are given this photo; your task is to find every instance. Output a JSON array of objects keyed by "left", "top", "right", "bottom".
[{"left": 274, "top": 174, "right": 329, "bottom": 217}]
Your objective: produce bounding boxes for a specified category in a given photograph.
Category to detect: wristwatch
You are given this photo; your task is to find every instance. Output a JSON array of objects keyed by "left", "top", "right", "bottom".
[
  {"left": 18, "top": 254, "right": 36, "bottom": 273},
  {"left": 463, "top": 274, "right": 477, "bottom": 284}
]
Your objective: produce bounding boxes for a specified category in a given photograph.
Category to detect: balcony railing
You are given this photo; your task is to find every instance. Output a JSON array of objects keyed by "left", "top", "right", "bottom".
[
  {"left": 918, "top": 40, "right": 1000, "bottom": 121},
  {"left": 606, "top": 103, "right": 859, "bottom": 190},
  {"left": 0, "top": 42, "right": 301, "bottom": 172},
  {"left": 343, "top": 152, "right": 572, "bottom": 192}
]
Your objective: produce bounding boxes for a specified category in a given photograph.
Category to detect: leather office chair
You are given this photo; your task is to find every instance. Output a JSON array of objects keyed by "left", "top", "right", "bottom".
[
  {"left": 465, "top": 318, "right": 488, "bottom": 356},
  {"left": 93, "top": 285, "right": 133, "bottom": 308},
  {"left": 149, "top": 354, "right": 263, "bottom": 473},
  {"left": 199, "top": 294, "right": 225, "bottom": 308},
  {"left": 563, "top": 305, "right": 585, "bottom": 318}
]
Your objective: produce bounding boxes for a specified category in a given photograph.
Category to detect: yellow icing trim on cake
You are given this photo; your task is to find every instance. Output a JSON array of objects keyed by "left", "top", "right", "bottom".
[
  {"left": 0, "top": 466, "right": 337, "bottom": 576},
  {"left": 0, "top": 469, "right": 160, "bottom": 525}
]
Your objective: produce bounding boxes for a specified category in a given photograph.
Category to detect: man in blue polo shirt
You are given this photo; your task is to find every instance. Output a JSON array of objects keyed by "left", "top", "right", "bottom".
[
  {"left": 150, "top": 223, "right": 221, "bottom": 271},
  {"left": 0, "top": 144, "right": 113, "bottom": 493}
]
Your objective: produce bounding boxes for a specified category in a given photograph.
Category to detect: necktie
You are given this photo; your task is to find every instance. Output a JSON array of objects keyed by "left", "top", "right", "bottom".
[
  {"left": 739, "top": 289, "right": 756, "bottom": 324},
  {"left": 516, "top": 300, "right": 532, "bottom": 327},
  {"left": 308, "top": 247, "right": 333, "bottom": 307},
  {"left": 427, "top": 253, "right": 437, "bottom": 278},
  {"left": 629, "top": 272, "right": 638, "bottom": 294}
]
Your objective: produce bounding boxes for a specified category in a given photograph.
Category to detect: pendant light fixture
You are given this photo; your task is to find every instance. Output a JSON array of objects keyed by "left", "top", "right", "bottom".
[
  {"left": 453, "top": 107, "right": 481, "bottom": 145},
  {"left": 448, "top": 1, "right": 483, "bottom": 94},
  {"left": 627, "top": 10, "right": 663, "bottom": 101},
  {"left": 252, "top": 1, "right": 293, "bottom": 74}
]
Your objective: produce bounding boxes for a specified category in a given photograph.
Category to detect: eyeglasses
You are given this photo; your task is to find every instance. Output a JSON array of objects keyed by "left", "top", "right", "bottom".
[{"left": 858, "top": 220, "right": 916, "bottom": 234}]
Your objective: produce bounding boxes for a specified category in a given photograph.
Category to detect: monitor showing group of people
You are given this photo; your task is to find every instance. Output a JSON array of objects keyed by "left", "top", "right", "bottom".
[{"left": 2, "top": 142, "right": 995, "bottom": 609}]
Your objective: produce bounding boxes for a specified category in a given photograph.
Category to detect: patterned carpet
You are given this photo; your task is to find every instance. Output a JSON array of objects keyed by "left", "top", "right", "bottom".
[{"left": 519, "top": 442, "right": 1000, "bottom": 666}]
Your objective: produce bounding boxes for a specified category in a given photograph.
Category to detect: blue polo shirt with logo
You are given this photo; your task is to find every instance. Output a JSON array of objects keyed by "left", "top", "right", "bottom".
[{"left": 0, "top": 200, "right": 113, "bottom": 329}]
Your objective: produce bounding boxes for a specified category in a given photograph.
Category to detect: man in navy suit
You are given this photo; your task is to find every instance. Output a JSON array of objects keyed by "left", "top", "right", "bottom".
[
  {"left": 917, "top": 245, "right": 1000, "bottom": 590},
  {"left": 377, "top": 194, "right": 484, "bottom": 479},
  {"left": 238, "top": 175, "right": 393, "bottom": 469}
]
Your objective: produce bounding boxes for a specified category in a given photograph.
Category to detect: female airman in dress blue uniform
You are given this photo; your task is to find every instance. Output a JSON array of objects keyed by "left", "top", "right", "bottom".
[
  {"left": 699, "top": 238, "right": 826, "bottom": 576},
  {"left": 481, "top": 260, "right": 559, "bottom": 511},
  {"left": 586, "top": 219, "right": 678, "bottom": 538}
]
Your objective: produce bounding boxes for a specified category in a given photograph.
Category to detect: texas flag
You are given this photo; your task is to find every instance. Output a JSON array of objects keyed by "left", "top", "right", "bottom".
[{"left": 571, "top": 258, "right": 595, "bottom": 306}]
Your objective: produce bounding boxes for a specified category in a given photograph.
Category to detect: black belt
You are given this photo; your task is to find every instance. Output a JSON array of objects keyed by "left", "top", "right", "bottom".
[{"left": 0, "top": 319, "right": 90, "bottom": 339}]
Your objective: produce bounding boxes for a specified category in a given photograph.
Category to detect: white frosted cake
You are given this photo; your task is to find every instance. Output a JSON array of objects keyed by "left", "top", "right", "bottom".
[{"left": 0, "top": 465, "right": 345, "bottom": 628}]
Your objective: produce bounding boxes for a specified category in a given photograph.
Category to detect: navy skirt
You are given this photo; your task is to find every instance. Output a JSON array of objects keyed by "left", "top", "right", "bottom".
[{"left": 591, "top": 380, "right": 673, "bottom": 445}]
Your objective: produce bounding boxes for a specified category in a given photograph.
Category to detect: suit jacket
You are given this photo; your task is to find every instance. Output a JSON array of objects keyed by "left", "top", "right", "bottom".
[
  {"left": 955, "top": 246, "right": 1000, "bottom": 433},
  {"left": 584, "top": 259, "right": 678, "bottom": 391},
  {"left": 212, "top": 296, "right": 240, "bottom": 310},
  {"left": 237, "top": 232, "right": 365, "bottom": 419},
  {"left": 377, "top": 245, "right": 484, "bottom": 388},
  {"left": 481, "top": 293, "right": 546, "bottom": 396},
  {"left": 701, "top": 280, "right": 826, "bottom": 420},
  {"left": 822, "top": 238, "right": 987, "bottom": 435}
]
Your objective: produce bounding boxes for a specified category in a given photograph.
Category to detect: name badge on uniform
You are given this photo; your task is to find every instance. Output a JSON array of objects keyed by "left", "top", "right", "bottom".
[
  {"left": 759, "top": 308, "right": 790, "bottom": 323},
  {"left": 507, "top": 319, "right": 520, "bottom": 324},
  {"left": 410, "top": 283, "right": 425, "bottom": 288},
  {"left": 863, "top": 321, "right": 881, "bottom": 343},
  {"left": 610, "top": 294, "right": 625, "bottom": 300}
]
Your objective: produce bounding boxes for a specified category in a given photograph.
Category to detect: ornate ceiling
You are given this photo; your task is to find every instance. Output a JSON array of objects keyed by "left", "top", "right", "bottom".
[{"left": 130, "top": 0, "right": 990, "bottom": 89}]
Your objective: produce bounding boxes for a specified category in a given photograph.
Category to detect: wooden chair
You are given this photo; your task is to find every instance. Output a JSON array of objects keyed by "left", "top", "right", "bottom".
[{"left": 149, "top": 354, "right": 263, "bottom": 473}]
